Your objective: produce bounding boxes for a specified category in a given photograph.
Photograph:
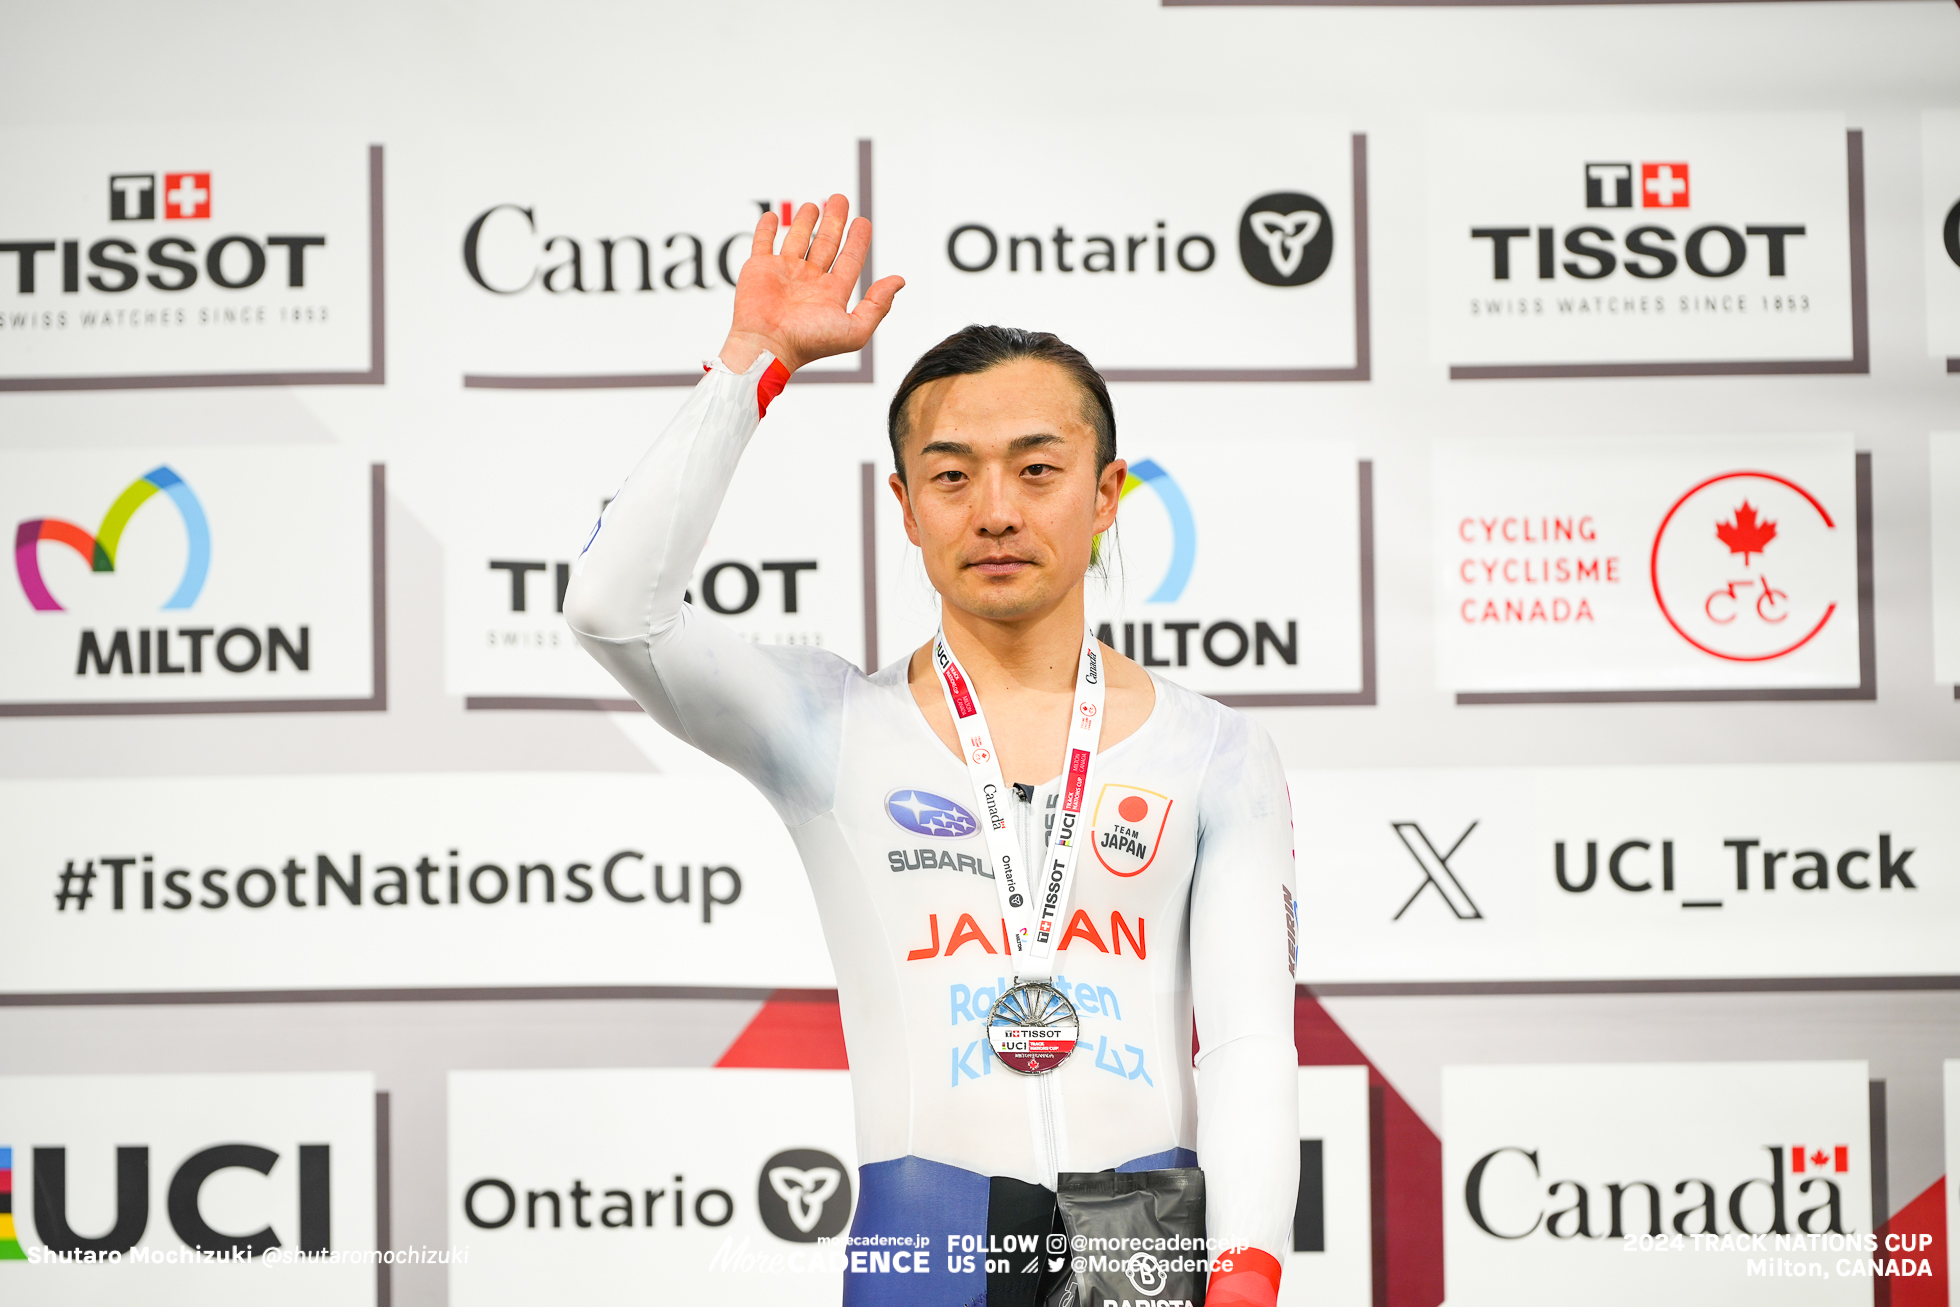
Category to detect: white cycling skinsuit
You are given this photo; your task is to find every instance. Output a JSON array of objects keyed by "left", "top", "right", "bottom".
[{"left": 564, "top": 352, "right": 1300, "bottom": 1305}]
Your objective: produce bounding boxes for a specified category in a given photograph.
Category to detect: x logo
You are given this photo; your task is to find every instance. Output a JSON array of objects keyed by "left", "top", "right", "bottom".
[{"left": 1390, "top": 821, "right": 1482, "bottom": 921}]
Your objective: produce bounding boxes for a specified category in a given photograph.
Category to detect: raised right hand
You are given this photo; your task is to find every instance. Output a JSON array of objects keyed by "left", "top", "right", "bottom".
[{"left": 719, "top": 194, "right": 903, "bottom": 374}]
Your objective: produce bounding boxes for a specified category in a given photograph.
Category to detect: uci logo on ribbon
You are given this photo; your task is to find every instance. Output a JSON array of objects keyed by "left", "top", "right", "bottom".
[{"left": 14, "top": 466, "right": 210, "bottom": 613}]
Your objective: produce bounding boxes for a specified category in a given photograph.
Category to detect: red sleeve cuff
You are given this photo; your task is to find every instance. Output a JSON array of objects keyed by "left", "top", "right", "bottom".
[
  {"left": 1208, "top": 1246, "right": 1282, "bottom": 1307},
  {"left": 756, "top": 357, "right": 790, "bottom": 418}
]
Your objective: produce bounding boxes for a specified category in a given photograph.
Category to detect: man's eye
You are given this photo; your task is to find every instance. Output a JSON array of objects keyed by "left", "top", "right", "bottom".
[
  {"left": 1024, "top": 463, "right": 1053, "bottom": 476},
  {"left": 935, "top": 470, "right": 967, "bottom": 484}
]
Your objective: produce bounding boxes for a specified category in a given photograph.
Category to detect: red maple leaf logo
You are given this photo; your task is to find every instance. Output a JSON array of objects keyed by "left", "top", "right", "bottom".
[{"left": 1715, "top": 501, "right": 1777, "bottom": 564}]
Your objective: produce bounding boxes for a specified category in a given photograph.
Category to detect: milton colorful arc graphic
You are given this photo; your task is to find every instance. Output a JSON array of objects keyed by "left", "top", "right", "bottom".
[
  {"left": 14, "top": 466, "right": 210, "bottom": 612},
  {"left": 1117, "top": 459, "right": 1197, "bottom": 603}
]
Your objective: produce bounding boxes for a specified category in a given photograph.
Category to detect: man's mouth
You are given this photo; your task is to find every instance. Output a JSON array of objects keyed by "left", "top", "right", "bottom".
[{"left": 966, "top": 554, "right": 1036, "bottom": 577}]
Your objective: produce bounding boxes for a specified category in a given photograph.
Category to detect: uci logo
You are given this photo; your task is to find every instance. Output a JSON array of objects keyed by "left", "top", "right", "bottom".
[
  {"left": 756, "top": 1149, "right": 852, "bottom": 1243},
  {"left": 1238, "top": 192, "right": 1334, "bottom": 287}
]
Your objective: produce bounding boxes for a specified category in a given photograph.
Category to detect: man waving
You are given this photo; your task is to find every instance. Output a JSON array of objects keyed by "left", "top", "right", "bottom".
[{"left": 566, "top": 194, "right": 1297, "bottom": 1307}]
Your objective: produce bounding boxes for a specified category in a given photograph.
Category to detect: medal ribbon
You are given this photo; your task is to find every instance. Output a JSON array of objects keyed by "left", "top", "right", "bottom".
[{"left": 932, "top": 626, "right": 1107, "bottom": 985}]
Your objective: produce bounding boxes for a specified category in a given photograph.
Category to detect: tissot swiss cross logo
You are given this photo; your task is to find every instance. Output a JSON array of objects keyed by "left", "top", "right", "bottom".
[
  {"left": 1641, "top": 162, "right": 1690, "bottom": 208},
  {"left": 1791, "top": 1144, "right": 1849, "bottom": 1174},
  {"left": 108, "top": 173, "right": 156, "bottom": 221},
  {"left": 1583, "top": 161, "right": 1690, "bottom": 210},
  {"left": 164, "top": 172, "right": 212, "bottom": 220}
]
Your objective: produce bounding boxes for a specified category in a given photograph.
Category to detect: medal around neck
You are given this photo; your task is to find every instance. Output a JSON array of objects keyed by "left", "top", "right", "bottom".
[
  {"left": 986, "top": 980, "right": 1080, "bottom": 1075},
  {"left": 931, "top": 625, "right": 1108, "bottom": 1075}
]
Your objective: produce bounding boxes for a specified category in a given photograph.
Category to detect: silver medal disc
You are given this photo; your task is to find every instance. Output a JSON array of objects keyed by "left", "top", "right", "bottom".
[{"left": 985, "top": 980, "right": 1081, "bottom": 1075}]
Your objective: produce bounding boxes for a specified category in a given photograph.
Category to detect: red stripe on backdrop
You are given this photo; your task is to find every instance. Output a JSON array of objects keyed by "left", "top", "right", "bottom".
[
  {"left": 1878, "top": 1176, "right": 1948, "bottom": 1307},
  {"left": 715, "top": 988, "right": 850, "bottom": 1069},
  {"left": 1296, "top": 991, "right": 1444, "bottom": 1307}
]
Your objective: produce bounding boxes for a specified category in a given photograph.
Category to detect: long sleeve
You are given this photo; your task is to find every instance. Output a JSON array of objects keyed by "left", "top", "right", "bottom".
[
  {"left": 563, "top": 353, "right": 847, "bottom": 825},
  {"left": 1189, "top": 713, "right": 1300, "bottom": 1290}
]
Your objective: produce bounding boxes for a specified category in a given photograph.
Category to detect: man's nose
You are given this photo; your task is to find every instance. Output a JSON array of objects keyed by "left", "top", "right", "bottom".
[{"left": 974, "top": 468, "right": 1020, "bottom": 536}]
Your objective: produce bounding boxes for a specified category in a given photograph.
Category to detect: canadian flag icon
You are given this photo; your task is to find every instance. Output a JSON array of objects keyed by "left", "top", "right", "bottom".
[{"left": 1790, "top": 1145, "right": 1849, "bottom": 1174}]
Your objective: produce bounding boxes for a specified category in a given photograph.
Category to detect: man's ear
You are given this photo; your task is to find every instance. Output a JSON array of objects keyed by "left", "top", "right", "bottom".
[
  {"left": 890, "top": 471, "right": 923, "bottom": 547},
  {"left": 1093, "top": 458, "right": 1128, "bottom": 535}
]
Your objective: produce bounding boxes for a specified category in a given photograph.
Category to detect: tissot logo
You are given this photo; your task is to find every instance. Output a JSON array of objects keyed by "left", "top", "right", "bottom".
[
  {"left": 1434, "top": 116, "right": 1860, "bottom": 378},
  {"left": 107, "top": 172, "right": 212, "bottom": 222},
  {"left": 0, "top": 130, "right": 380, "bottom": 387},
  {"left": 6, "top": 168, "right": 323, "bottom": 297},
  {"left": 1239, "top": 191, "right": 1334, "bottom": 286},
  {"left": 756, "top": 1149, "right": 851, "bottom": 1242},
  {"left": 1584, "top": 162, "right": 1691, "bottom": 210}
]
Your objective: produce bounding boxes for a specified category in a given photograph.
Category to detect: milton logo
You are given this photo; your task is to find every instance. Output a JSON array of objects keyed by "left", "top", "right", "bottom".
[
  {"left": 1239, "top": 191, "right": 1334, "bottom": 287},
  {"left": 1095, "top": 457, "right": 1305, "bottom": 674},
  {"left": 1091, "top": 785, "right": 1172, "bottom": 878},
  {"left": 2, "top": 1141, "right": 331, "bottom": 1260},
  {"left": 1585, "top": 162, "right": 1691, "bottom": 210},
  {"left": 756, "top": 1149, "right": 850, "bottom": 1243},
  {"left": 14, "top": 465, "right": 311, "bottom": 681},
  {"left": 1650, "top": 471, "right": 1843, "bottom": 663},
  {"left": 15, "top": 465, "right": 209, "bottom": 613}
]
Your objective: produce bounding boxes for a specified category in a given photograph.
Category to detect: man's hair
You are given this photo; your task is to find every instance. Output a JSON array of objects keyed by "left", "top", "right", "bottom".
[{"left": 886, "top": 325, "right": 1116, "bottom": 482}]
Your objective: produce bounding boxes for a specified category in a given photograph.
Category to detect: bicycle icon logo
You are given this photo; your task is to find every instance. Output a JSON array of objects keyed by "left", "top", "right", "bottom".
[{"left": 1650, "top": 471, "right": 1843, "bottom": 664}]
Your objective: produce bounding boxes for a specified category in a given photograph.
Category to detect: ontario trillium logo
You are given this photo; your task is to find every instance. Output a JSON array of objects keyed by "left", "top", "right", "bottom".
[
  {"left": 1238, "top": 191, "right": 1333, "bottom": 287},
  {"left": 755, "top": 1149, "right": 851, "bottom": 1243}
]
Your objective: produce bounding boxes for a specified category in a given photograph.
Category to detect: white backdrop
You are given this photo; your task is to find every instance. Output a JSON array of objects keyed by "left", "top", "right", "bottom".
[{"left": 1, "top": 3, "right": 1957, "bottom": 1306}]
